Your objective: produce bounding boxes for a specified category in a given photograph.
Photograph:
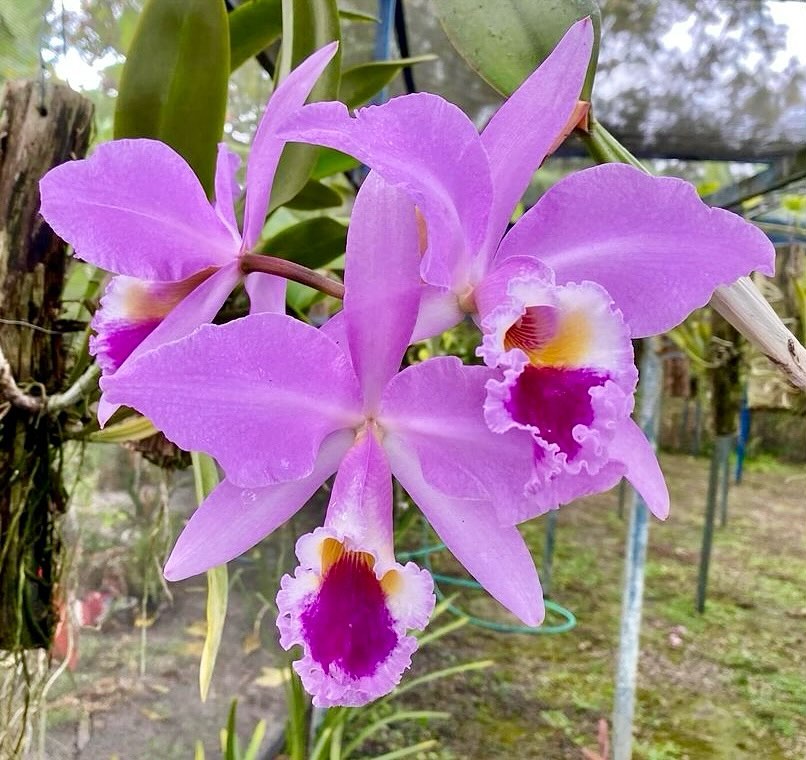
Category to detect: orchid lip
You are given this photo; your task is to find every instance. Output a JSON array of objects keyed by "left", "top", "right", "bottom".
[
  {"left": 301, "top": 538, "right": 399, "bottom": 678},
  {"left": 277, "top": 527, "right": 434, "bottom": 707}
]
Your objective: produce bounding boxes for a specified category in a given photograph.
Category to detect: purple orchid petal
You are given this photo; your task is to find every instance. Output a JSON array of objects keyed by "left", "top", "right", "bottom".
[
  {"left": 214, "top": 142, "right": 242, "bottom": 237},
  {"left": 332, "top": 282, "right": 465, "bottom": 348},
  {"left": 609, "top": 418, "right": 669, "bottom": 519},
  {"left": 480, "top": 18, "right": 594, "bottom": 254},
  {"left": 245, "top": 272, "right": 287, "bottom": 314},
  {"left": 101, "top": 312, "right": 363, "bottom": 487},
  {"left": 512, "top": 462, "right": 627, "bottom": 525},
  {"left": 241, "top": 42, "right": 339, "bottom": 250},
  {"left": 385, "top": 435, "right": 543, "bottom": 626},
  {"left": 281, "top": 94, "right": 493, "bottom": 288},
  {"left": 320, "top": 310, "right": 350, "bottom": 359},
  {"left": 39, "top": 139, "right": 239, "bottom": 280},
  {"left": 496, "top": 164, "right": 775, "bottom": 337},
  {"left": 89, "top": 277, "right": 172, "bottom": 377},
  {"left": 278, "top": 432, "right": 434, "bottom": 706},
  {"left": 94, "top": 262, "right": 241, "bottom": 427},
  {"left": 164, "top": 429, "right": 354, "bottom": 580},
  {"left": 324, "top": 432, "right": 394, "bottom": 546},
  {"left": 380, "top": 356, "right": 536, "bottom": 513},
  {"left": 344, "top": 173, "right": 421, "bottom": 410},
  {"left": 411, "top": 285, "right": 466, "bottom": 342},
  {"left": 472, "top": 254, "right": 555, "bottom": 336},
  {"left": 91, "top": 263, "right": 239, "bottom": 375}
]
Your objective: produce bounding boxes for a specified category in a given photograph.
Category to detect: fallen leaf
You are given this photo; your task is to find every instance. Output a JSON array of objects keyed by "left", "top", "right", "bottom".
[{"left": 253, "top": 666, "right": 289, "bottom": 688}]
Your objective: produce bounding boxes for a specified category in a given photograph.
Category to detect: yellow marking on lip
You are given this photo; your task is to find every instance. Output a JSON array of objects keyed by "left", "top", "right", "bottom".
[
  {"left": 319, "top": 537, "right": 374, "bottom": 575},
  {"left": 529, "top": 310, "right": 591, "bottom": 366},
  {"left": 504, "top": 306, "right": 591, "bottom": 368},
  {"left": 121, "top": 267, "right": 216, "bottom": 320},
  {"left": 380, "top": 570, "right": 401, "bottom": 595}
]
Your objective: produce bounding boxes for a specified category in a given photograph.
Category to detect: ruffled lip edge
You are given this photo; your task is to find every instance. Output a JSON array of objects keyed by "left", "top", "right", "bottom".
[{"left": 275, "top": 526, "right": 435, "bottom": 707}]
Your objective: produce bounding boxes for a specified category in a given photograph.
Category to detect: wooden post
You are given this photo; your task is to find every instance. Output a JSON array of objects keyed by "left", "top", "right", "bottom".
[{"left": 0, "top": 81, "right": 93, "bottom": 650}]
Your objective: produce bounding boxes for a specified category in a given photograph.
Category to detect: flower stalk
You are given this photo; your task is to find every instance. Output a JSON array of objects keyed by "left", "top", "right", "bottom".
[{"left": 240, "top": 253, "right": 345, "bottom": 300}]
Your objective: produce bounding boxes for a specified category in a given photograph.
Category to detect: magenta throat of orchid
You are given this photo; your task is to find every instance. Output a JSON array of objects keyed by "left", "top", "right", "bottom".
[
  {"left": 506, "top": 365, "right": 609, "bottom": 460},
  {"left": 93, "top": 319, "right": 160, "bottom": 374},
  {"left": 300, "top": 542, "right": 398, "bottom": 679}
]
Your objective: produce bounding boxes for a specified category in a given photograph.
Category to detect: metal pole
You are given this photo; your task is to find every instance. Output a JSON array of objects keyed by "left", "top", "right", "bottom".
[
  {"left": 697, "top": 434, "right": 732, "bottom": 612},
  {"left": 718, "top": 434, "right": 732, "bottom": 527},
  {"left": 735, "top": 391, "right": 750, "bottom": 484},
  {"left": 612, "top": 337, "right": 663, "bottom": 760},
  {"left": 617, "top": 478, "right": 628, "bottom": 520},
  {"left": 374, "top": 0, "right": 397, "bottom": 100},
  {"left": 541, "top": 510, "right": 558, "bottom": 598}
]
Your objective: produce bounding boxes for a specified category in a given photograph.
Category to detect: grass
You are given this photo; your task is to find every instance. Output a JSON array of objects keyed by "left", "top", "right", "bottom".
[{"left": 379, "top": 452, "right": 806, "bottom": 759}]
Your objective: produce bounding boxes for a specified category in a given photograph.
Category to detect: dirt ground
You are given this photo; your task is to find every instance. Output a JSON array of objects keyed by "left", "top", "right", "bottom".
[
  {"left": 33, "top": 451, "right": 806, "bottom": 759},
  {"left": 38, "top": 451, "right": 297, "bottom": 760}
]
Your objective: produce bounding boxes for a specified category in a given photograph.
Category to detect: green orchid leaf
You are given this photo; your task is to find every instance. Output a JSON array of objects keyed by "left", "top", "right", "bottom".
[
  {"left": 338, "top": 7, "right": 378, "bottom": 23},
  {"left": 114, "top": 0, "right": 229, "bottom": 195},
  {"left": 262, "top": 216, "right": 347, "bottom": 269},
  {"left": 192, "top": 451, "right": 220, "bottom": 503},
  {"left": 229, "top": 0, "right": 282, "bottom": 72},
  {"left": 192, "top": 452, "right": 228, "bottom": 703},
  {"left": 340, "top": 55, "right": 437, "bottom": 109},
  {"left": 0, "top": 0, "right": 50, "bottom": 79},
  {"left": 285, "top": 280, "right": 321, "bottom": 314},
  {"left": 242, "top": 719, "right": 267, "bottom": 760},
  {"left": 434, "top": 0, "right": 600, "bottom": 99},
  {"left": 224, "top": 699, "right": 239, "bottom": 758},
  {"left": 283, "top": 180, "right": 343, "bottom": 211},
  {"left": 269, "top": 0, "right": 341, "bottom": 212},
  {"left": 87, "top": 414, "right": 158, "bottom": 443},
  {"left": 312, "top": 147, "right": 359, "bottom": 179}
]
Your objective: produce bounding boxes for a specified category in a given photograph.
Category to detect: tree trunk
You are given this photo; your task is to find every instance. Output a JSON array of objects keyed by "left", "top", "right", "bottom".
[{"left": 0, "top": 81, "right": 93, "bottom": 650}]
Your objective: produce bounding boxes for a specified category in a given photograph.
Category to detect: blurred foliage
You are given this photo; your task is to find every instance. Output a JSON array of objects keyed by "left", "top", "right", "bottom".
[
  {"left": 668, "top": 310, "right": 714, "bottom": 373},
  {"left": 434, "top": 0, "right": 600, "bottom": 99},
  {"left": 114, "top": 0, "right": 230, "bottom": 194},
  {"left": 228, "top": 0, "right": 281, "bottom": 72},
  {"left": 0, "top": 0, "right": 50, "bottom": 80}
]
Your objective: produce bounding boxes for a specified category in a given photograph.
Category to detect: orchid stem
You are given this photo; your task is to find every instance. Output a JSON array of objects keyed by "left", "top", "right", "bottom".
[
  {"left": 579, "top": 117, "right": 646, "bottom": 172},
  {"left": 241, "top": 253, "right": 345, "bottom": 300}
]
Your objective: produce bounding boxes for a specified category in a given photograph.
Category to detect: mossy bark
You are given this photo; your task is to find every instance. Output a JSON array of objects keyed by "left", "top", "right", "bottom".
[{"left": 0, "top": 81, "right": 93, "bottom": 650}]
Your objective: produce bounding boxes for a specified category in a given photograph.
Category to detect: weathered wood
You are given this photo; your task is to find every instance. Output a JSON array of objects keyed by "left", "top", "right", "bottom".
[{"left": 0, "top": 81, "right": 93, "bottom": 650}]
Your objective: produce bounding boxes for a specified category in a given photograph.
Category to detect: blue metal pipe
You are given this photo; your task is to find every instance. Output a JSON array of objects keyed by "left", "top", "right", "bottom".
[{"left": 612, "top": 337, "right": 663, "bottom": 760}]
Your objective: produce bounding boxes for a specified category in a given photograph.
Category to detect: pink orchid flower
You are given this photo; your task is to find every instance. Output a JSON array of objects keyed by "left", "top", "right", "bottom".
[
  {"left": 102, "top": 174, "right": 543, "bottom": 705},
  {"left": 280, "top": 18, "right": 775, "bottom": 522},
  {"left": 38, "top": 43, "right": 339, "bottom": 426}
]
